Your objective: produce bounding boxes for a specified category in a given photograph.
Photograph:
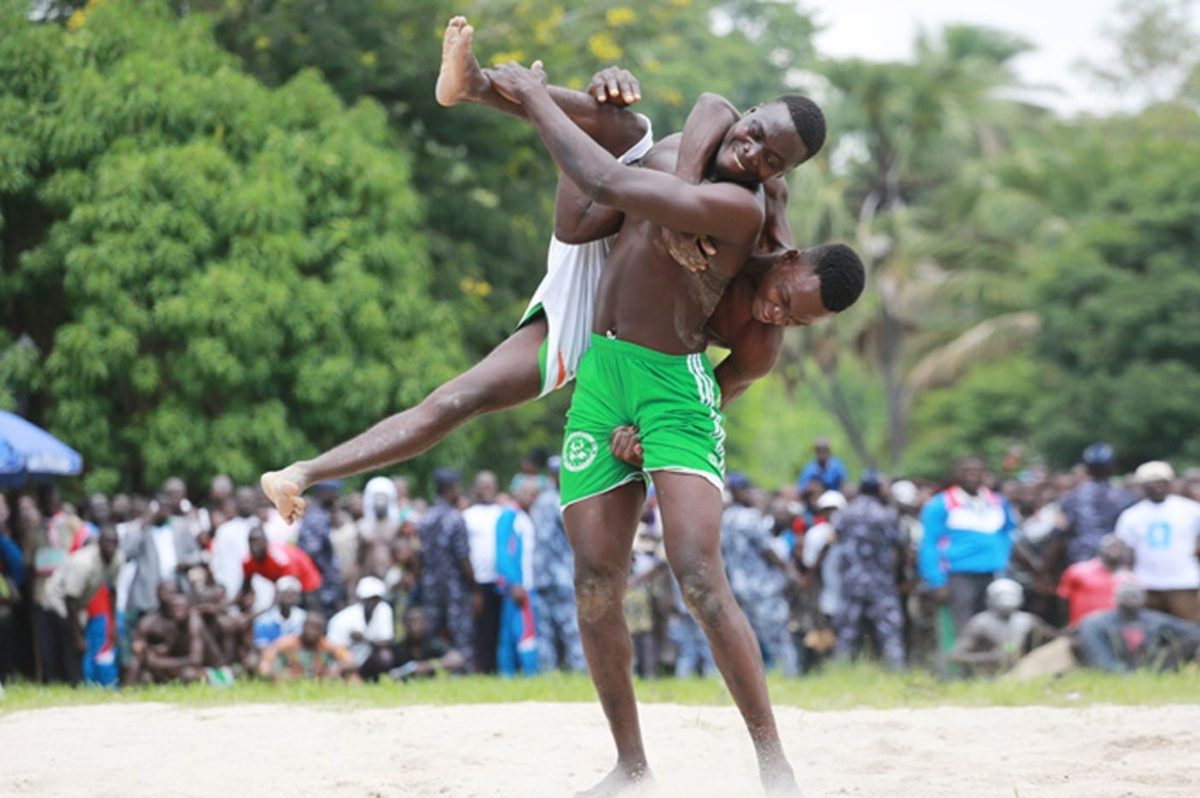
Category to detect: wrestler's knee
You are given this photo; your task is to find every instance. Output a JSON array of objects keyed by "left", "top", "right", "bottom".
[
  {"left": 669, "top": 555, "right": 727, "bottom": 627},
  {"left": 574, "top": 565, "right": 625, "bottom": 626}
]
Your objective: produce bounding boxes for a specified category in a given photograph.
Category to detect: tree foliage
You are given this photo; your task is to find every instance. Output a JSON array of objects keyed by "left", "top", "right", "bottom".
[{"left": 1, "top": 0, "right": 465, "bottom": 492}]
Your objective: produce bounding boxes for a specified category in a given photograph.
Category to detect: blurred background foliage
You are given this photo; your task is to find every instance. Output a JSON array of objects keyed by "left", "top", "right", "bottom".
[{"left": 3, "top": 0, "right": 1198, "bottom": 495}]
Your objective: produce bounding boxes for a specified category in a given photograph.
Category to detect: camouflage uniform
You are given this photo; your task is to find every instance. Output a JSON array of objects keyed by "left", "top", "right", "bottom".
[
  {"left": 1059, "top": 480, "right": 1137, "bottom": 566},
  {"left": 417, "top": 499, "right": 475, "bottom": 664},
  {"left": 834, "top": 495, "right": 907, "bottom": 669},
  {"left": 530, "top": 487, "right": 586, "bottom": 672},
  {"left": 721, "top": 502, "right": 798, "bottom": 675}
]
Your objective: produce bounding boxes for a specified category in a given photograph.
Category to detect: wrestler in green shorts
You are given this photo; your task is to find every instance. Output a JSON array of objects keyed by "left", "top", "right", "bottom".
[{"left": 560, "top": 334, "right": 726, "bottom": 509}]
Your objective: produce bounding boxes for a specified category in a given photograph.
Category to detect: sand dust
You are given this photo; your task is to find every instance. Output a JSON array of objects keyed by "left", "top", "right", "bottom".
[{"left": 2, "top": 701, "right": 1197, "bottom": 797}]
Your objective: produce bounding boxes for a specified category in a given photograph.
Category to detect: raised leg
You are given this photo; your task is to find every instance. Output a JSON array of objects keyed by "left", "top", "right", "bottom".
[
  {"left": 652, "top": 471, "right": 801, "bottom": 797},
  {"left": 564, "top": 481, "right": 651, "bottom": 797},
  {"left": 262, "top": 319, "right": 545, "bottom": 522}
]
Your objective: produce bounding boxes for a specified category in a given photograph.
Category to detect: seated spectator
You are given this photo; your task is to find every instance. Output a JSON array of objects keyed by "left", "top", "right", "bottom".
[
  {"left": 326, "top": 576, "right": 395, "bottom": 681},
  {"left": 258, "top": 613, "right": 356, "bottom": 683},
  {"left": 127, "top": 593, "right": 205, "bottom": 684},
  {"left": 253, "top": 576, "right": 307, "bottom": 650},
  {"left": 1078, "top": 582, "right": 1200, "bottom": 674},
  {"left": 240, "top": 525, "right": 322, "bottom": 608},
  {"left": 1057, "top": 535, "right": 1128, "bottom": 627},
  {"left": 37, "top": 527, "right": 123, "bottom": 685},
  {"left": 387, "top": 606, "right": 466, "bottom": 680},
  {"left": 950, "top": 579, "right": 1056, "bottom": 677}
]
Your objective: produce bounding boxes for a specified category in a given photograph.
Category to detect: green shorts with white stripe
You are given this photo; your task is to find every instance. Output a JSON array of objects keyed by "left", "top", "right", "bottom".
[{"left": 559, "top": 333, "right": 726, "bottom": 509}]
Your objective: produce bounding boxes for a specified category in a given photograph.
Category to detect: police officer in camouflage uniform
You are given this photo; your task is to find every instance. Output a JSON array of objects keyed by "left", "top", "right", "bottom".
[
  {"left": 1047, "top": 443, "right": 1137, "bottom": 576},
  {"left": 834, "top": 470, "right": 908, "bottom": 670},
  {"left": 721, "top": 472, "right": 799, "bottom": 676},
  {"left": 416, "top": 468, "right": 478, "bottom": 668},
  {"left": 530, "top": 457, "right": 586, "bottom": 672}
]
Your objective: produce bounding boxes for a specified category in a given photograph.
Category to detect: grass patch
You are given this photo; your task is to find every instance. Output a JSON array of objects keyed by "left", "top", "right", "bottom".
[{"left": 3, "top": 664, "right": 1197, "bottom": 714}]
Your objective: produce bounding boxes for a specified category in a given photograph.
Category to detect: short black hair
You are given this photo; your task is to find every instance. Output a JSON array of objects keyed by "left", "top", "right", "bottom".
[
  {"left": 773, "top": 95, "right": 826, "bottom": 163},
  {"left": 808, "top": 243, "right": 865, "bottom": 313}
]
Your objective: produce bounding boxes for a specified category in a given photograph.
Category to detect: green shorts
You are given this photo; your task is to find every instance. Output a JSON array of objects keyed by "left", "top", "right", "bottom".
[{"left": 560, "top": 334, "right": 726, "bottom": 508}]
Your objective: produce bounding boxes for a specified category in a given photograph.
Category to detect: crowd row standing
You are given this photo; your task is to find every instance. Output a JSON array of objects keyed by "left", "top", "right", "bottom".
[{"left": 1, "top": 440, "right": 1199, "bottom": 689}]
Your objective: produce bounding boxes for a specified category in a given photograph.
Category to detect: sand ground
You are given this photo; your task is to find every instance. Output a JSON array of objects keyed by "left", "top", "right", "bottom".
[{"left": 2, "top": 702, "right": 1197, "bottom": 797}]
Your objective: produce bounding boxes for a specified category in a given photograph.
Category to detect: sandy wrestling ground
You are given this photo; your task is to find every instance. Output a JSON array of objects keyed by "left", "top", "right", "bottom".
[{"left": 2, "top": 702, "right": 1197, "bottom": 797}]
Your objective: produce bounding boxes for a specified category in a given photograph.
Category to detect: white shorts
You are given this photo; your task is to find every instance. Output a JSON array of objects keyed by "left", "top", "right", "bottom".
[{"left": 519, "top": 118, "right": 654, "bottom": 398}]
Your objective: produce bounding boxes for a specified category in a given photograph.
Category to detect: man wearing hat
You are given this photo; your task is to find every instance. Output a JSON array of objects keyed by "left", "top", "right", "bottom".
[
  {"left": 326, "top": 575, "right": 395, "bottom": 680},
  {"left": 1048, "top": 443, "right": 1137, "bottom": 576},
  {"left": 416, "top": 467, "right": 478, "bottom": 668},
  {"left": 833, "top": 470, "right": 907, "bottom": 670},
  {"left": 1115, "top": 462, "right": 1200, "bottom": 622}
]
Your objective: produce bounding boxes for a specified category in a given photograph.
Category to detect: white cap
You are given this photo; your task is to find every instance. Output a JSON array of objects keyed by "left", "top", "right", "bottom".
[
  {"left": 986, "top": 578, "right": 1024, "bottom": 611},
  {"left": 890, "top": 480, "right": 919, "bottom": 507},
  {"left": 276, "top": 576, "right": 302, "bottom": 594},
  {"left": 355, "top": 576, "right": 387, "bottom": 600},
  {"left": 1134, "top": 461, "right": 1175, "bottom": 484},
  {"left": 817, "top": 490, "right": 847, "bottom": 511}
]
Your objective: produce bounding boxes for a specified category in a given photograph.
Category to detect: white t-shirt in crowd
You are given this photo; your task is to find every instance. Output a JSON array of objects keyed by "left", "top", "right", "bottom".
[
  {"left": 151, "top": 523, "right": 178, "bottom": 581},
  {"left": 463, "top": 503, "right": 535, "bottom": 587},
  {"left": 1115, "top": 496, "right": 1200, "bottom": 590},
  {"left": 326, "top": 601, "right": 395, "bottom": 666}
]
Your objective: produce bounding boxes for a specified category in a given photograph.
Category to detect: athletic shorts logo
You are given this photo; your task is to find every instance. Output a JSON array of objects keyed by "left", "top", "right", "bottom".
[{"left": 563, "top": 431, "right": 599, "bottom": 472}]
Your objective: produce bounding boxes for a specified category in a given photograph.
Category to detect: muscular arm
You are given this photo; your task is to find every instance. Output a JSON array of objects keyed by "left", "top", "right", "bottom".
[
  {"left": 712, "top": 326, "right": 782, "bottom": 409},
  {"left": 509, "top": 75, "right": 763, "bottom": 248}
]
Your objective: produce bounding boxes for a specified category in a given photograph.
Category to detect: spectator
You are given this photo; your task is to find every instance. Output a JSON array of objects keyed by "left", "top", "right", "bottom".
[
  {"left": 1057, "top": 535, "right": 1128, "bottom": 627},
  {"left": 120, "top": 490, "right": 203, "bottom": 645},
  {"left": 801, "top": 490, "right": 848, "bottom": 662},
  {"left": 949, "top": 579, "right": 1056, "bottom": 677},
  {"left": 296, "top": 481, "right": 345, "bottom": 614},
  {"left": 626, "top": 526, "right": 666, "bottom": 679},
  {"left": 326, "top": 576, "right": 394, "bottom": 681},
  {"left": 37, "top": 527, "right": 122, "bottom": 684},
  {"left": 387, "top": 605, "right": 467, "bottom": 680},
  {"left": 797, "top": 437, "right": 847, "bottom": 492},
  {"left": 1052, "top": 443, "right": 1136, "bottom": 571},
  {"left": 31, "top": 485, "right": 79, "bottom": 616},
  {"left": 919, "top": 456, "right": 1017, "bottom": 642},
  {"left": 1078, "top": 582, "right": 1200, "bottom": 674},
  {"left": 204, "top": 474, "right": 235, "bottom": 534},
  {"left": 259, "top": 612, "right": 356, "bottom": 683},
  {"left": 509, "top": 448, "right": 550, "bottom": 495},
  {"left": 463, "top": 470, "right": 505, "bottom": 674},
  {"left": 358, "top": 476, "right": 403, "bottom": 581},
  {"left": 163, "top": 476, "right": 205, "bottom": 540},
  {"left": 211, "top": 487, "right": 265, "bottom": 608},
  {"left": 417, "top": 468, "right": 477, "bottom": 668},
  {"left": 240, "top": 525, "right": 322, "bottom": 606},
  {"left": 497, "top": 483, "right": 539, "bottom": 677},
  {"left": 253, "top": 575, "right": 307, "bottom": 650},
  {"left": 71, "top": 496, "right": 120, "bottom": 687},
  {"left": 530, "top": 456, "right": 586, "bottom": 673},
  {"left": 721, "top": 472, "right": 799, "bottom": 675},
  {"left": 834, "top": 471, "right": 907, "bottom": 670},
  {"left": 1, "top": 494, "right": 28, "bottom": 683},
  {"left": 127, "top": 592, "right": 204, "bottom": 684},
  {"left": 1114, "top": 461, "right": 1200, "bottom": 622}
]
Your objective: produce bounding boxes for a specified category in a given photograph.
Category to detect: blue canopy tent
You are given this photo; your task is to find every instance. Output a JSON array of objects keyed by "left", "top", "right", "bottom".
[{"left": 0, "top": 410, "right": 84, "bottom": 487}]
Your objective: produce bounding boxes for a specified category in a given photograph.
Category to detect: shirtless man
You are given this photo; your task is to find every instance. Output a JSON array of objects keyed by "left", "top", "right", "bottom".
[
  {"left": 127, "top": 593, "right": 205, "bottom": 684},
  {"left": 261, "top": 19, "right": 856, "bottom": 525},
  {"left": 484, "top": 57, "right": 860, "bottom": 795}
]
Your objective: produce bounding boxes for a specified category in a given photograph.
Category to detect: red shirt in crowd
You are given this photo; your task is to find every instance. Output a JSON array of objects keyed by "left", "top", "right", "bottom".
[
  {"left": 243, "top": 543, "right": 322, "bottom": 592},
  {"left": 1057, "top": 558, "right": 1122, "bottom": 626}
]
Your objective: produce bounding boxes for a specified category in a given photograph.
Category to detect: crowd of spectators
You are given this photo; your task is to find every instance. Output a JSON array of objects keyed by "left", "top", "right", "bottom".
[{"left": 1, "top": 439, "right": 1198, "bottom": 689}]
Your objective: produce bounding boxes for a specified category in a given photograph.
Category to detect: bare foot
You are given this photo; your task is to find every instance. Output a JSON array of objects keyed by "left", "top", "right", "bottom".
[
  {"left": 435, "top": 15, "right": 489, "bottom": 106},
  {"left": 760, "top": 758, "right": 803, "bottom": 798},
  {"left": 575, "top": 762, "right": 653, "bottom": 798},
  {"left": 260, "top": 467, "right": 308, "bottom": 524}
]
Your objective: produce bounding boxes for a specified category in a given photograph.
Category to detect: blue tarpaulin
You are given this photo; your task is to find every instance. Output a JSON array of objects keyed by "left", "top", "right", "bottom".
[{"left": 0, "top": 410, "right": 84, "bottom": 487}]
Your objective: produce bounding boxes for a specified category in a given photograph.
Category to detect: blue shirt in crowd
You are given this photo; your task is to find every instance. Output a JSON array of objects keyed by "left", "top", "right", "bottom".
[
  {"left": 797, "top": 456, "right": 847, "bottom": 492},
  {"left": 918, "top": 486, "right": 1017, "bottom": 589}
]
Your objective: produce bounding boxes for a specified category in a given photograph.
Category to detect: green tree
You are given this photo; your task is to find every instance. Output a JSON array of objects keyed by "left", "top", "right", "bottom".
[{"left": 1, "top": 0, "right": 465, "bottom": 492}]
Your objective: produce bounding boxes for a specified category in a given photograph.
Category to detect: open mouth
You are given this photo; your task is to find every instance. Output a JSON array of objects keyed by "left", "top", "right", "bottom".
[{"left": 732, "top": 148, "right": 746, "bottom": 174}]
